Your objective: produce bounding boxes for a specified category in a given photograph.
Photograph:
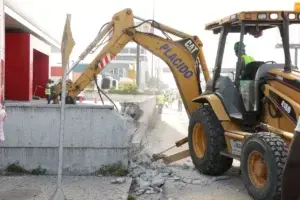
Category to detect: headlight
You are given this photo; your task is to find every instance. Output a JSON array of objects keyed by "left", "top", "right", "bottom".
[
  {"left": 270, "top": 13, "right": 278, "bottom": 19},
  {"left": 289, "top": 13, "right": 296, "bottom": 19},
  {"left": 298, "top": 14, "right": 300, "bottom": 19},
  {"left": 257, "top": 13, "right": 267, "bottom": 20}
]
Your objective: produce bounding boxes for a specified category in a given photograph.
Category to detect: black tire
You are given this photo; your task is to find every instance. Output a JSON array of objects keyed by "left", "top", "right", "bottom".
[
  {"left": 241, "top": 132, "right": 288, "bottom": 200},
  {"left": 188, "top": 104, "right": 233, "bottom": 176}
]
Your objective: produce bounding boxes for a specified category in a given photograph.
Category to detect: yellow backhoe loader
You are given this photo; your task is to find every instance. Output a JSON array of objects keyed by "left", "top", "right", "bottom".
[{"left": 51, "top": 7, "right": 300, "bottom": 200}]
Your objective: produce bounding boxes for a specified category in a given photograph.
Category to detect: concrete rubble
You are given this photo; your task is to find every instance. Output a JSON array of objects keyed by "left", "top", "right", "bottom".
[{"left": 124, "top": 151, "right": 234, "bottom": 199}]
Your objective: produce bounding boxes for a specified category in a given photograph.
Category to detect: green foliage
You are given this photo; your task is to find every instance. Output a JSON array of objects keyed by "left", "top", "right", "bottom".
[
  {"left": 108, "top": 82, "right": 139, "bottom": 94},
  {"left": 98, "top": 161, "right": 127, "bottom": 176},
  {"left": 5, "top": 162, "right": 47, "bottom": 175},
  {"left": 119, "top": 82, "right": 138, "bottom": 93},
  {"left": 31, "top": 165, "right": 47, "bottom": 175},
  {"left": 127, "top": 194, "right": 136, "bottom": 200},
  {"left": 6, "top": 162, "right": 29, "bottom": 174}
]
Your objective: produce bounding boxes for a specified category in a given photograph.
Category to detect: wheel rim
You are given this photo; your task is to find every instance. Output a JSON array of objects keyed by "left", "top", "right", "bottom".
[
  {"left": 192, "top": 123, "right": 206, "bottom": 158},
  {"left": 248, "top": 151, "right": 268, "bottom": 188}
]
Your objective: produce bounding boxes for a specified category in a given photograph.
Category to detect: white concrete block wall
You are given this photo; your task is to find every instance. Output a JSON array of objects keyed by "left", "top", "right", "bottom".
[{"left": 0, "top": 104, "right": 135, "bottom": 175}]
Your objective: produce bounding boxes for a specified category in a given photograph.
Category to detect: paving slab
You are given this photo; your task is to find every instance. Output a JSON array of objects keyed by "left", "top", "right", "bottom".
[{"left": 0, "top": 176, "right": 132, "bottom": 200}]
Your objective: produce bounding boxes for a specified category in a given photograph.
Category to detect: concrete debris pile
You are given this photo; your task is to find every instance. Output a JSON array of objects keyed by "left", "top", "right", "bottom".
[
  {"left": 125, "top": 151, "right": 231, "bottom": 197},
  {"left": 120, "top": 102, "right": 144, "bottom": 121}
]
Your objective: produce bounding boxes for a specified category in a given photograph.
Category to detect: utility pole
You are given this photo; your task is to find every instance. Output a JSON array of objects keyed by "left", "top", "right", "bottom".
[
  {"left": 136, "top": 44, "right": 140, "bottom": 88},
  {"left": 151, "top": 0, "right": 155, "bottom": 78},
  {"left": 275, "top": 43, "right": 300, "bottom": 66}
]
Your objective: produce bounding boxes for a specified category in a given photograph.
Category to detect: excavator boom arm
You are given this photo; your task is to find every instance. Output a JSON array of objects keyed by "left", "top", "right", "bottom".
[
  {"left": 132, "top": 31, "right": 203, "bottom": 116},
  {"left": 52, "top": 9, "right": 135, "bottom": 98},
  {"left": 53, "top": 8, "right": 211, "bottom": 116}
]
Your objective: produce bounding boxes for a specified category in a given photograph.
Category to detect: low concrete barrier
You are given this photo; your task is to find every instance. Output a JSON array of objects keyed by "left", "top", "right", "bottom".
[{"left": 0, "top": 103, "right": 135, "bottom": 175}]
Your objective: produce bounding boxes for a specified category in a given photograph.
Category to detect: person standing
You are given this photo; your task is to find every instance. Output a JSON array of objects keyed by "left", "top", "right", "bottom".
[
  {"left": 156, "top": 92, "right": 164, "bottom": 114},
  {"left": 0, "top": 103, "right": 7, "bottom": 144},
  {"left": 45, "top": 79, "right": 52, "bottom": 104}
]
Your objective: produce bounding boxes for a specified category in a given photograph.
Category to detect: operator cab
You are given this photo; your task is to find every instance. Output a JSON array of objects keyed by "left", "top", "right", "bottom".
[{"left": 205, "top": 11, "right": 299, "bottom": 126}]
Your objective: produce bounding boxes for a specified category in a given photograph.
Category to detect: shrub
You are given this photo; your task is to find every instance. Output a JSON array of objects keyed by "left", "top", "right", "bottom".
[{"left": 98, "top": 161, "right": 127, "bottom": 176}]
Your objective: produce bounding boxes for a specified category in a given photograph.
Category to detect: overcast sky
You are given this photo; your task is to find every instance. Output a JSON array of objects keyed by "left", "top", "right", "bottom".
[{"left": 5, "top": 0, "right": 300, "bottom": 88}]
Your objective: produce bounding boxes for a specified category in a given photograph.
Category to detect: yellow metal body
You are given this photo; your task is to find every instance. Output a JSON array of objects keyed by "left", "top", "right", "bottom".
[
  {"left": 156, "top": 11, "right": 300, "bottom": 163},
  {"left": 261, "top": 70, "right": 300, "bottom": 133},
  {"left": 200, "top": 11, "right": 300, "bottom": 154}
]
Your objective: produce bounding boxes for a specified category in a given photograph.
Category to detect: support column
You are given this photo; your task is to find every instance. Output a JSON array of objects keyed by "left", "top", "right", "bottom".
[
  {"left": 33, "top": 50, "right": 49, "bottom": 98},
  {"left": 5, "top": 33, "right": 32, "bottom": 101}
]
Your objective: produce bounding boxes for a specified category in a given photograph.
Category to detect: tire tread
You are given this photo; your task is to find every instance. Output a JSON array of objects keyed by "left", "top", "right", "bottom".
[
  {"left": 242, "top": 132, "right": 288, "bottom": 200},
  {"left": 188, "top": 104, "right": 233, "bottom": 176}
]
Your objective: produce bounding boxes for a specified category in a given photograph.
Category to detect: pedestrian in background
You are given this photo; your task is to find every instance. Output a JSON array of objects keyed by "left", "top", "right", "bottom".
[
  {"left": 45, "top": 79, "right": 53, "bottom": 104},
  {"left": 156, "top": 92, "right": 165, "bottom": 114},
  {"left": 0, "top": 103, "right": 7, "bottom": 144}
]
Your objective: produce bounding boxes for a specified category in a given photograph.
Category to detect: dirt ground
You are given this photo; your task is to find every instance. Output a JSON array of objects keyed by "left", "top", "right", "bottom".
[{"left": 140, "top": 103, "right": 253, "bottom": 200}]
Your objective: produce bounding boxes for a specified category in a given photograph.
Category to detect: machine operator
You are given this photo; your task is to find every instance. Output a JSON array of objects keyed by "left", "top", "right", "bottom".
[
  {"left": 234, "top": 41, "right": 255, "bottom": 66},
  {"left": 234, "top": 42, "right": 255, "bottom": 85}
]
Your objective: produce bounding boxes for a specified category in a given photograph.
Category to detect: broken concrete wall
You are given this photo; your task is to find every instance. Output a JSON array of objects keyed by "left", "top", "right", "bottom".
[
  {"left": 0, "top": 103, "right": 135, "bottom": 175},
  {"left": 119, "top": 96, "right": 157, "bottom": 151}
]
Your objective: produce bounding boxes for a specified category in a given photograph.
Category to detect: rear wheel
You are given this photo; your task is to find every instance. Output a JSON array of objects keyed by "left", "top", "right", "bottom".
[
  {"left": 188, "top": 104, "right": 233, "bottom": 176},
  {"left": 241, "top": 132, "right": 288, "bottom": 200}
]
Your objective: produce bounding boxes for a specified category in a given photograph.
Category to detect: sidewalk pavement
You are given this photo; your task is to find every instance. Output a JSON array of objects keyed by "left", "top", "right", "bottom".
[
  {"left": 160, "top": 103, "right": 189, "bottom": 136},
  {"left": 0, "top": 176, "right": 132, "bottom": 200}
]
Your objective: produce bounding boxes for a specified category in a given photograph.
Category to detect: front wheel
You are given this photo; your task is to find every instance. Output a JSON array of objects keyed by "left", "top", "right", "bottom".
[
  {"left": 188, "top": 104, "right": 233, "bottom": 176},
  {"left": 241, "top": 132, "right": 288, "bottom": 200}
]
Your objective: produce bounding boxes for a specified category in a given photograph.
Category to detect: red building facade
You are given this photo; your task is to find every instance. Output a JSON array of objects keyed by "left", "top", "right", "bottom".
[
  {"left": 5, "top": 33, "right": 50, "bottom": 100},
  {"left": 3, "top": 2, "right": 60, "bottom": 101}
]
